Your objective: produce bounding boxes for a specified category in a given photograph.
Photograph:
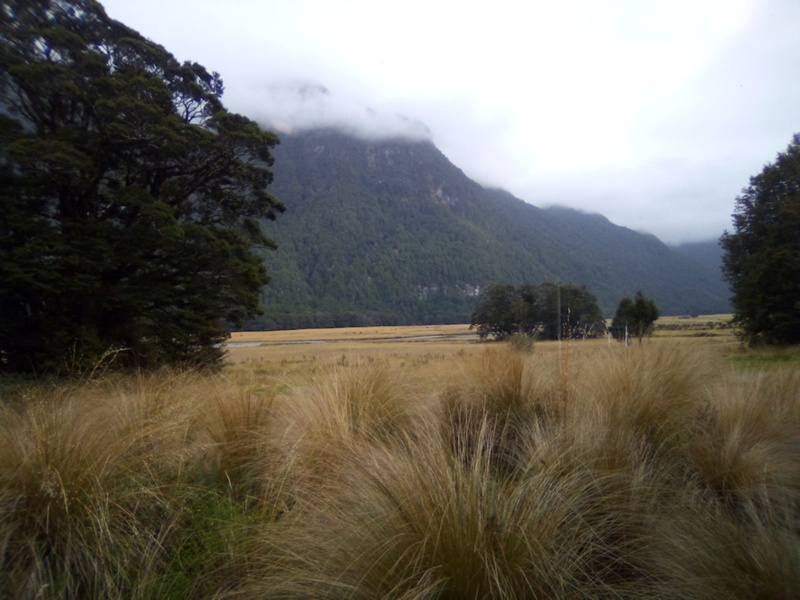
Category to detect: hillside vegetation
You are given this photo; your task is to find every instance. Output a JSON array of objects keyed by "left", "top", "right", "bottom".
[
  {"left": 255, "top": 129, "right": 730, "bottom": 329},
  {"left": 2, "top": 335, "right": 799, "bottom": 598}
]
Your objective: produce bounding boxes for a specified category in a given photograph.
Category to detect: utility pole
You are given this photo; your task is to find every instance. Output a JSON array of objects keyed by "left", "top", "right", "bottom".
[{"left": 556, "top": 282, "right": 561, "bottom": 342}]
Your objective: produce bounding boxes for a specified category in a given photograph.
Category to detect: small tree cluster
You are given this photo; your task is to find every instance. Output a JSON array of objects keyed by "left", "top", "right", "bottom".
[
  {"left": 610, "top": 291, "right": 660, "bottom": 343},
  {"left": 470, "top": 283, "right": 606, "bottom": 341}
]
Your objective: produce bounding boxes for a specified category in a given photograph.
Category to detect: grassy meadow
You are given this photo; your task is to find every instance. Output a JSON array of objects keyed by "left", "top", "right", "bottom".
[{"left": 2, "top": 317, "right": 800, "bottom": 598}]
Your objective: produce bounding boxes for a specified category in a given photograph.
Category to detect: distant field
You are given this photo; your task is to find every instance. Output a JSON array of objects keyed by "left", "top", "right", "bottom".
[
  {"left": 231, "top": 323, "right": 472, "bottom": 342},
  {"left": 229, "top": 323, "right": 473, "bottom": 346},
  {"left": 228, "top": 314, "right": 734, "bottom": 345},
  {"left": 225, "top": 323, "right": 481, "bottom": 388},
  {"left": 225, "top": 315, "right": 738, "bottom": 371},
  {"left": 653, "top": 313, "right": 734, "bottom": 336}
]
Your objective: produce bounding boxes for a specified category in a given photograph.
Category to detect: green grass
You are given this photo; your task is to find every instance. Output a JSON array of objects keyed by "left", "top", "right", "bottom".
[
  {"left": 725, "top": 344, "right": 800, "bottom": 370},
  {"left": 1, "top": 340, "right": 799, "bottom": 598}
]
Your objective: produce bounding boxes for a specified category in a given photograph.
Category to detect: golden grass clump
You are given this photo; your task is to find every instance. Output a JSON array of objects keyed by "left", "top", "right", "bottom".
[
  {"left": 641, "top": 488, "right": 800, "bottom": 599},
  {"left": 530, "top": 343, "right": 713, "bottom": 484},
  {"left": 584, "top": 344, "right": 711, "bottom": 445},
  {"left": 0, "top": 382, "right": 179, "bottom": 597},
  {"left": 191, "top": 374, "right": 279, "bottom": 498},
  {"left": 688, "top": 368, "right": 800, "bottom": 513},
  {"left": 267, "top": 360, "right": 433, "bottom": 495},
  {"left": 439, "top": 348, "right": 569, "bottom": 479},
  {"left": 240, "top": 342, "right": 800, "bottom": 598},
  {"left": 244, "top": 413, "right": 665, "bottom": 598},
  {"left": 459, "top": 348, "right": 532, "bottom": 409}
]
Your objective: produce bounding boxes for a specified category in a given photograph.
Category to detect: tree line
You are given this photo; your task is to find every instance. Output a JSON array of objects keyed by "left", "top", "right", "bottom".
[{"left": 470, "top": 283, "right": 660, "bottom": 344}]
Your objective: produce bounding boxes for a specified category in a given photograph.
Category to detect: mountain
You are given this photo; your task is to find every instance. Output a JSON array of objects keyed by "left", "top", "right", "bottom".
[
  {"left": 672, "top": 239, "right": 726, "bottom": 275},
  {"left": 252, "top": 128, "right": 731, "bottom": 329},
  {"left": 671, "top": 239, "right": 731, "bottom": 312}
]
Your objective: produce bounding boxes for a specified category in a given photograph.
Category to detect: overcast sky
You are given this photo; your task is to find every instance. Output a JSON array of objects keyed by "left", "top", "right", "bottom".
[{"left": 100, "top": 0, "right": 800, "bottom": 244}]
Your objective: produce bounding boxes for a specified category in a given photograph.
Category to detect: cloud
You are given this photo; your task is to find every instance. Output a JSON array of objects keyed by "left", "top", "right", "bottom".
[{"left": 246, "top": 81, "right": 432, "bottom": 141}]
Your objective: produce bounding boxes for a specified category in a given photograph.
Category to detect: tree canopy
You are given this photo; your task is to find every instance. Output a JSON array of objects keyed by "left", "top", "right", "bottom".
[
  {"left": 610, "top": 291, "right": 660, "bottom": 343},
  {"left": 470, "top": 283, "right": 605, "bottom": 341},
  {"left": 720, "top": 134, "right": 800, "bottom": 346},
  {"left": 0, "top": 0, "right": 284, "bottom": 373}
]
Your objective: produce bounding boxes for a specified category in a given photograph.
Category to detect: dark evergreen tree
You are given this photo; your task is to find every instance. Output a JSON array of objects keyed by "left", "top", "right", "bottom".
[
  {"left": 610, "top": 296, "right": 635, "bottom": 342},
  {"left": 0, "top": 0, "right": 283, "bottom": 373},
  {"left": 720, "top": 134, "right": 800, "bottom": 346},
  {"left": 538, "top": 283, "right": 606, "bottom": 340},
  {"left": 469, "top": 284, "right": 524, "bottom": 341},
  {"left": 611, "top": 291, "right": 660, "bottom": 343}
]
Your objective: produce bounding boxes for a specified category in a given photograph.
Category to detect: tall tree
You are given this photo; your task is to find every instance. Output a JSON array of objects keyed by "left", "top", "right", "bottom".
[
  {"left": 538, "top": 283, "right": 606, "bottom": 341},
  {"left": 720, "top": 134, "right": 800, "bottom": 346},
  {"left": 0, "top": 0, "right": 284, "bottom": 373},
  {"left": 611, "top": 291, "right": 660, "bottom": 343},
  {"left": 469, "top": 284, "right": 526, "bottom": 341}
]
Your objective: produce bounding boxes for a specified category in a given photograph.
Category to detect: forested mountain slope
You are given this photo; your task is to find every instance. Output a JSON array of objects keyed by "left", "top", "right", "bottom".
[
  {"left": 672, "top": 239, "right": 726, "bottom": 276},
  {"left": 253, "top": 129, "right": 730, "bottom": 329}
]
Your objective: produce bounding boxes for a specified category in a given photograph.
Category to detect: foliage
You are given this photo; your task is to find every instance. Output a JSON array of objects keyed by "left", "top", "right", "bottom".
[
  {"left": 720, "top": 134, "right": 800, "bottom": 346},
  {"left": 537, "top": 282, "right": 607, "bottom": 340},
  {"left": 611, "top": 291, "right": 660, "bottom": 343},
  {"left": 0, "top": 0, "right": 283, "bottom": 373},
  {"left": 469, "top": 284, "right": 532, "bottom": 341},
  {"left": 470, "top": 282, "right": 606, "bottom": 341},
  {"left": 246, "top": 346, "right": 800, "bottom": 598}
]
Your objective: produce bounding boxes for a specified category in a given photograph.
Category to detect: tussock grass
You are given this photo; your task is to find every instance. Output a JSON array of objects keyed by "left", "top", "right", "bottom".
[
  {"left": 245, "top": 396, "right": 659, "bottom": 598},
  {"left": 193, "top": 374, "right": 278, "bottom": 498},
  {"left": 641, "top": 489, "right": 800, "bottom": 599},
  {"left": 239, "top": 343, "right": 800, "bottom": 598},
  {"left": 568, "top": 344, "right": 713, "bottom": 475},
  {"left": 268, "top": 360, "right": 434, "bottom": 502},
  {"left": 2, "top": 339, "right": 799, "bottom": 598},
  {"left": 0, "top": 371, "right": 280, "bottom": 598},
  {"left": 246, "top": 426, "right": 654, "bottom": 599},
  {"left": 0, "top": 384, "right": 176, "bottom": 597},
  {"left": 689, "top": 368, "right": 800, "bottom": 512},
  {"left": 439, "top": 349, "right": 571, "bottom": 479}
]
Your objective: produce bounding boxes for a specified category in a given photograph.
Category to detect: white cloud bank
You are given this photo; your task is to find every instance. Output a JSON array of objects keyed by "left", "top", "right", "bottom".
[{"left": 248, "top": 81, "right": 431, "bottom": 140}]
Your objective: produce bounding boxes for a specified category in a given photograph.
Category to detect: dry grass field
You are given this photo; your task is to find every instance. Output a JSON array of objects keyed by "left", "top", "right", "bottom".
[
  {"left": 2, "top": 316, "right": 800, "bottom": 599},
  {"left": 223, "top": 317, "right": 739, "bottom": 388},
  {"left": 653, "top": 314, "right": 735, "bottom": 337},
  {"left": 225, "top": 324, "right": 480, "bottom": 392}
]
